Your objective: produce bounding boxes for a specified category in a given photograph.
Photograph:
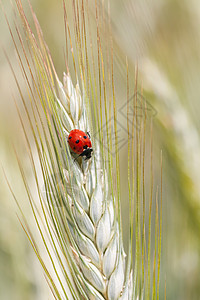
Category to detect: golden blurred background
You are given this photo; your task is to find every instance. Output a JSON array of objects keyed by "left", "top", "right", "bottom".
[{"left": 1, "top": 0, "right": 200, "bottom": 299}]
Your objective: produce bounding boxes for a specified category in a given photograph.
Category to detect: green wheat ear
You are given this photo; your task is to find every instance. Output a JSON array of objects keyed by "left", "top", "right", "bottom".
[{"left": 4, "top": 0, "right": 162, "bottom": 299}]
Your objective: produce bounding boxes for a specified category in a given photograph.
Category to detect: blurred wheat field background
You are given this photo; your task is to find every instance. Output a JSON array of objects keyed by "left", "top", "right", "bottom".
[{"left": 1, "top": 0, "right": 200, "bottom": 299}]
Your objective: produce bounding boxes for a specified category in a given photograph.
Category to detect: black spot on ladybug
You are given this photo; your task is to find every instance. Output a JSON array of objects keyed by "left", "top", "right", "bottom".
[
  {"left": 75, "top": 139, "right": 79, "bottom": 144},
  {"left": 83, "top": 145, "right": 88, "bottom": 149},
  {"left": 83, "top": 136, "right": 87, "bottom": 139},
  {"left": 69, "top": 136, "right": 72, "bottom": 139},
  {"left": 73, "top": 147, "right": 76, "bottom": 150}
]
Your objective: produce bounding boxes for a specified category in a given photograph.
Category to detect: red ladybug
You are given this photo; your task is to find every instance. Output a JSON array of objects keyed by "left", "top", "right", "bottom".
[{"left": 68, "top": 129, "right": 93, "bottom": 160}]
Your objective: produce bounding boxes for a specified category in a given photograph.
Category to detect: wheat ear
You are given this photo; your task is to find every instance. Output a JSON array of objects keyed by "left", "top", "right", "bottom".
[{"left": 50, "top": 71, "right": 132, "bottom": 300}]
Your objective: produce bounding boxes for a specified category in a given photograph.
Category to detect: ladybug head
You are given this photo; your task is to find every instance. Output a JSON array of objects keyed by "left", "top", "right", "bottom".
[{"left": 79, "top": 147, "right": 93, "bottom": 160}]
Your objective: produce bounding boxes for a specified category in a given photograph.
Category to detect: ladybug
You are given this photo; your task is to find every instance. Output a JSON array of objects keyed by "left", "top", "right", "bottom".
[{"left": 68, "top": 129, "right": 93, "bottom": 160}]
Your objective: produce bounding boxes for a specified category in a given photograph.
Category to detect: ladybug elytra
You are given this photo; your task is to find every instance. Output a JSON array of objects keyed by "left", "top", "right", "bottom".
[{"left": 68, "top": 129, "right": 93, "bottom": 160}]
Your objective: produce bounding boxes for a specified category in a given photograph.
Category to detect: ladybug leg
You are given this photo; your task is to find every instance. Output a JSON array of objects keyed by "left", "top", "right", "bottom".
[
  {"left": 73, "top": 154, "right": 81, "bottom": 162},
  {"left": 87, "top": 131, "right": 91, "bottom": 139},
  {"left": 73, "top": 154, "right": 89, "bottom": 163},
  {"left": 84, "top": 156, "right": 91, "bottom": 161}
]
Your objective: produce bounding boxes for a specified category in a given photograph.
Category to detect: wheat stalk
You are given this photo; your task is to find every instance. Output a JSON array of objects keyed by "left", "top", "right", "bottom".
[{"left": 3, "top": 0, "right": 162, "bottom": 299}]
